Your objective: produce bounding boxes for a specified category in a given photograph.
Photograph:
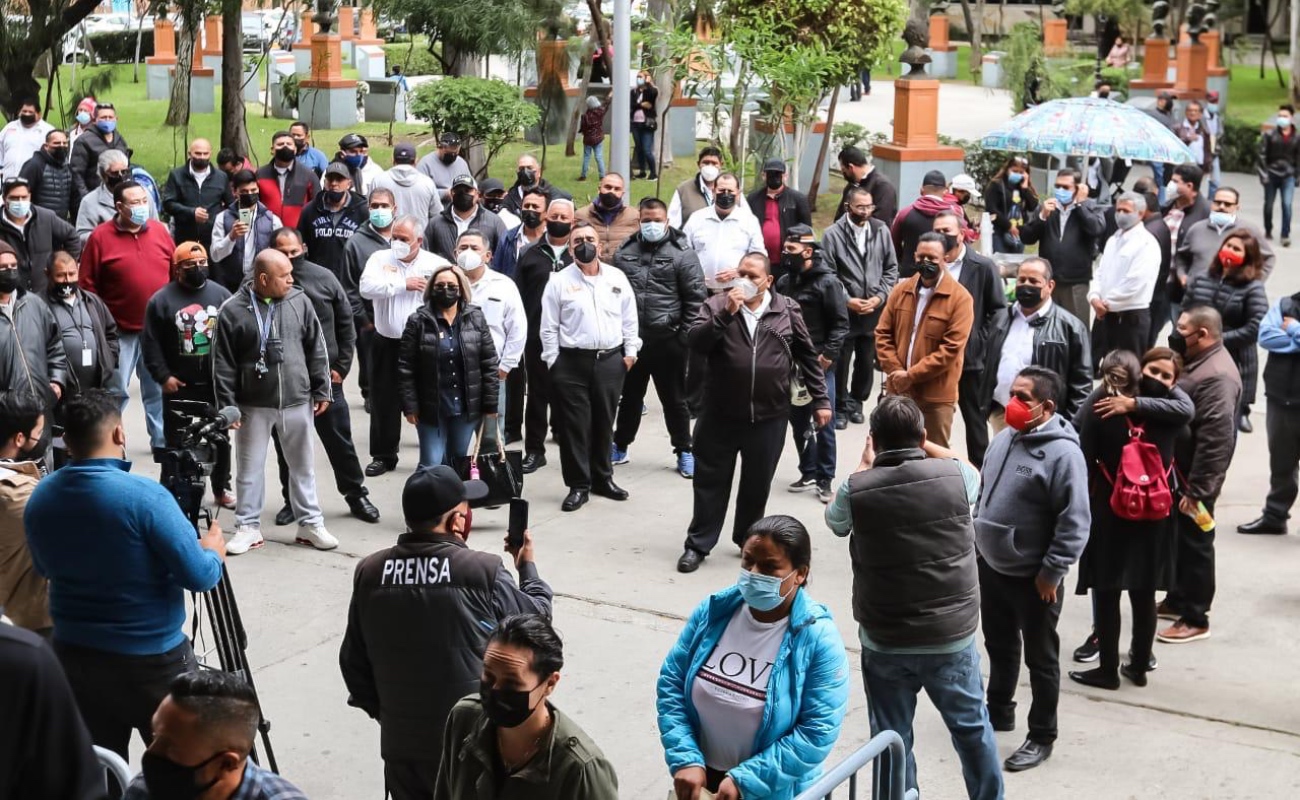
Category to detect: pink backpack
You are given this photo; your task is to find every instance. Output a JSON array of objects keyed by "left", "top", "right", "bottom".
[{"left": 1099, "top": 420, "right": 1174, "bottom": 521}]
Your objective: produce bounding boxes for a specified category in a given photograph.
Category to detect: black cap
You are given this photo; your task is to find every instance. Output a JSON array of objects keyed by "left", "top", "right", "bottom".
[
  {"left": 922, "top": 169, "right": 947, "bottom": 188},
  {"left": 393, "top": 143, "right": 417, "bottom": 164},
  {"left": 479, "top": 177, "right": 506, "bottom": 194},
  {"left": 403, "top": 466, "right": 488, "bottom": 525},
  {"left": 762, "top": 158, "right": 786, "bottom": 174},
  {"left": 338, "top": 133, "right": 368, "bottom": 150},
  {"left": 439, "top": 131, "right": 461, "bottom": 146},
  {"left": 784, "top": 223, "right": 816, "bottom": 245},
  {"left": 451, "top": 174, "right": 477, "bottom": 190},
  {"left": 323, "top": 162, "right": 351, "bottom": 179}
]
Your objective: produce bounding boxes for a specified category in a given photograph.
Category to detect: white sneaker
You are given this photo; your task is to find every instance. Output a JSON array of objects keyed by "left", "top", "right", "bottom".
[
  {"left": 227, "top": 526, "right": 264, "bottom": 555},
  {"left": 295, "top": 523, "right": 339, "bottom": 551}
]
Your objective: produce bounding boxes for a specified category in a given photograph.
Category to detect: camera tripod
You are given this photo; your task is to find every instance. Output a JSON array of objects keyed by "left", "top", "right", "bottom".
[{"left": 161, "top": 442, "right": 279, "bottom": 773}]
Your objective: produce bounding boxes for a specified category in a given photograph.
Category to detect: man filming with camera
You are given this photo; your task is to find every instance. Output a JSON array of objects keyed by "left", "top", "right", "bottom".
[{"left": 23, "top": 389, "right": 226, "bottom": 759}]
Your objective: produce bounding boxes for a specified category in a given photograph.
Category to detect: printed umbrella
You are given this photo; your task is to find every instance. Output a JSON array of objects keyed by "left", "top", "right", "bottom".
[{"left": 980, "top": 97, "right": 1195, "bottom": 163}]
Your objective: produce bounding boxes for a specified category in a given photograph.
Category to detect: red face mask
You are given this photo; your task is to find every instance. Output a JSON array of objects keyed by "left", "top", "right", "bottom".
[
  {"left": 1218, "top": 247, "right": 1245, "bottom": 269},
  {"left": 1004, "top": 396, "right": 1041, "bottom": 431}
]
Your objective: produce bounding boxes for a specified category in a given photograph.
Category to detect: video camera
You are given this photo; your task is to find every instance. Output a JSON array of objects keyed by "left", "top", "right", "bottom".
[{"left": 159, "top": 401, "right": 240, "bottom": 519}]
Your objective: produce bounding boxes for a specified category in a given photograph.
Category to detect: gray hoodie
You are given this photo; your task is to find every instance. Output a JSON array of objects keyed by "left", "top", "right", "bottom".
[
  {"left": 370, "top": 165, "right": 442, "bottom": 223},
  {"left": 974, "top": 414, "right": 1091, "bottom": 584}
]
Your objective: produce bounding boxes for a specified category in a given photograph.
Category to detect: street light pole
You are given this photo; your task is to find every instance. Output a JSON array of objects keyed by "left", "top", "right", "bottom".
[{"left": 611, "top": 0, "right": 631, "bottom": 180}]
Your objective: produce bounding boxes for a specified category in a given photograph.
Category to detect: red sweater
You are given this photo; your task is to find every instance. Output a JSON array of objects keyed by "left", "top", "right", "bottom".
[{"left": 80, "top": 220, "right": 175, "bottom": 331}]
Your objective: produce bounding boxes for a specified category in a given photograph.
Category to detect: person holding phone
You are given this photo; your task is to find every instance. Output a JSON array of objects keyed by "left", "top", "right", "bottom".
[{"left": 340, "top": 465, "right": 552, "bottom": 800}]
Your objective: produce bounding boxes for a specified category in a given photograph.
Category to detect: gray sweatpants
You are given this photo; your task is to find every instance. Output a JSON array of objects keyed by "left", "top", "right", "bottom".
[{"left": 235, "top": 403, "right": 323, "bottom": 528}]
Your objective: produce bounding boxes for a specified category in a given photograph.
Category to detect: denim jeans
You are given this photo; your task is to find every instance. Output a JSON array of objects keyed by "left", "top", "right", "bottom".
[
  {"left": 1151, "top": 162, "right": 1167, "bottom": 205},
  {"left": 632, "top": 123, "right": 657, "bottom": 176},
  {"left": 861, "top": 640, "right": 1005, "bottom": 800},
  {"left": 114, "top": 332, "right": 165, "bottom": 450},
  {"left": 416, "top": 413, "right": 479, "bottom": 468},
  {"left": 789, "top": 367, "right": 836, "bottom": 481},
  {"left": 1264, "top": 174, "right": 1296, "bottom": 238},
  {"left": 581, "top": 143, "right": 606, "bottom": 178},
  {"left": 991, "top": 230, "right": 1024, "bottom": 254}
]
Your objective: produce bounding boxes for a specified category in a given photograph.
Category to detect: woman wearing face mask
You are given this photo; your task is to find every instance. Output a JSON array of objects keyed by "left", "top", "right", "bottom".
[
  {"left": 1183, "top": 229, "right": 1269, "bottom": 432},
  {"left": 658, "top": 515, "right": 850, "bottom": 800},
  {"left": 1070, "top": 347, "right": 1194, "bottom": 689},
  {"left": 435, "top": 614, "right": 620, "bottom": 799},
  {"left": 398, "top": 264, "right": 499, "bottom": 468},
  {"left": 983, "top": 155, "right": 1039, "bottom": 253},
  {"left": 631, "top": 70, "right": 660, "bottom": 180}
]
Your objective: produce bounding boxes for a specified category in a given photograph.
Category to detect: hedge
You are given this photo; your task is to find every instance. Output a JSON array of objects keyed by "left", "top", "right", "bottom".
[
  {"left": 381, "top": 43, "right": 441, "bottom": 77},
  {"left": 85, "top": 30, "right": 155, "bottom": 64}
]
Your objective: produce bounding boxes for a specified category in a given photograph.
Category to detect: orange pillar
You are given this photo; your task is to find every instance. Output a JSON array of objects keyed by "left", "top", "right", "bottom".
[
  {"left": 1043, "top": 19, "right": 1068, "bottom": 55},
  {"left": 201, "top": 16, "right": 221, "bottom": 55},
  {"left": 1174, "top": 41, "right": 1209, "bottom": 98},
  {"left": 148, "top": 19, "right": 177, "bottom": 64},
  {"left": 338, "top": 5, "right": 355, "bottom": 40},
  {"left": 1201, "top": 29, "right": 1223, "bottom": 68},
  {"left": 929, "top": 16, "right": 950, "bottom": 49},
  {"left": 1131, "top": 37, "right": 1173, "bottom": 92},
  {"left": 295, "top": 12, "right": 314, "bottom": 48},
  {"left": 356, "top": 7, "right": 383, "bottom": 45}
]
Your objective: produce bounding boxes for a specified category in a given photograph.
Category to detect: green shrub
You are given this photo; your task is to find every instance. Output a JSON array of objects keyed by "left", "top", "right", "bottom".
[
  {"left": 1219, "top": 116, "right": 1261, "bottom": 174},
  {"left": 382, "top": 42, "right": 441, "bottom": 76},
  {"left": 832, "top": 122, "right": 871, "bottom": 154},
  {"left": 85, "top": 30, "right": 155, "bottom": 64},
  {"left": 939, "top": 135, "right": 1004, "bottom": 189},
  {"left": 408, "top": 77, "right": 540, "bottom": 172}
]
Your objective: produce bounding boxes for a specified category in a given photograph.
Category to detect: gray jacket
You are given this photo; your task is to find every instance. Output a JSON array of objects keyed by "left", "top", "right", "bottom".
[
  {"left": 212, "top": 285, "right": 330, "bottom": 410},
  {"left": 0, "top": 291, "right": 70, "bottom": 407},
  {"left": 1174, "top": 216, "right": 1275, "bottom": 285},
  {"left": 370, "top": 165, "right": 442, "bottom": 222},
  {"left": 975, "top": 414, "right": 1091, "bottom": 584},
  {"left": 820, "top": 214, "right": 897, "bottom": 335}
]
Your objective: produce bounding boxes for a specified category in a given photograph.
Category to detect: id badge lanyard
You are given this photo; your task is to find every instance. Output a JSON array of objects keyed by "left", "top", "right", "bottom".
[{"left": 248, "top": 288, "right": 276, "bottom": 377}]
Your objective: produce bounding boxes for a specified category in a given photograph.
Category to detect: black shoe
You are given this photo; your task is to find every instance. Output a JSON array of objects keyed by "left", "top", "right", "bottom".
[
  {"left": 561, "top": 490, "right": 589, "bottom": 511},
  {"left": 1238, "top": 516, "right": 1287, "bottom": 535},
  {"left": 677, "top": 548, "right": 704, "bottom": 573},
  {"left": 1238, "top": 414, "right": 1253, "bottom": 433},
  {"left": 1128, "top": 649, "right": 1158, "bottom": 671},
  {"left": 364, "top": 458, "right": 396, "bottom": 477},
  {"left": 347, "top": 494, "right": 381, "bottom": 523},
  {"left": 1004, "top": 740, "right": 1053, "bottom": 772},
  {"left": 274, "top": 504, "right": 295, "bottom": 526},
  {"left": 363, "top": 396, "right": 372, "bottom": 414},
  {"left": 1073, "top": 632, "right": 1100, "bottom": 663},
  {"left": 987, "top": 706, "right": 1015, "bottom": 732},
  {"left": 834, "top": 415, "right": 848, "bottom": 430},
  {"left": 849, "top": 410, "right": 865, "bottom": 424},
  {"left": 1068, "top": 668, "right": 1120, "bottom": 690},
  {"left": 1120, "top": 662, "right": 1148, "bottom": 687},
  {"left": 788, "top": 476, "right": 817, "bottom": 492},
  {"left": 521, "top": 453, "right": 547, "bottom": 474},
  {"left": 592, "top": 481, "right": 629, "bottom": 501}
]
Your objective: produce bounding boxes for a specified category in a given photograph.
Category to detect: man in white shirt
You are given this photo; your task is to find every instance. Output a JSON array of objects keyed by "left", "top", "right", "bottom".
[
  {"left": 210, "top": 171, "right": 284, "bottom": 291},
  {"left": 359, "top": 214, "right": 450, "bottom": 475},
  {"left": 452, "top": 228, "right": 525, "bottom": 449},
  {"left": 540, "top": 221, "right": 640, "bottom": 512},
  {"left": 0, "top": 100, "right": 54, "bottom": 181},
  {"left": 682, "top": 173, "right": 764, "bottom": 292},
  {"left": 1090, "top": 192, "right": 1161, "bottom": 363}
]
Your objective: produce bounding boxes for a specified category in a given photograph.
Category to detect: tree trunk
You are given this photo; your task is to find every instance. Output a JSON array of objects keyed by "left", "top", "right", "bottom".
[
  {"left": 1292, "top": 0, "right": 1300, "bottom": 105},
  {"left": 808, "top": 86, "right": 839, "bottom": 211},
  {"left": 565, "top": 37, "right": 595, "bottom": 158},
  {"left": 132, "top": 8, "right": 148, "bottom": 83},
  {"left": 727, "top": 61, "right": 750, "bottom": 165},
  {"left": 166, "top": 16, "right": 197, "bottom": 127},
  {"left": 958, "top": 0, "right": 982, "bottom": 75},
  {"left": 0, "top": 0, "right": 101, "bottom": 116},
  {"left": 648, "top": 0, "right": 674, "bottom": 170},
  {"left": 220, "top": 0, "right": 250, "bottom": 158}
]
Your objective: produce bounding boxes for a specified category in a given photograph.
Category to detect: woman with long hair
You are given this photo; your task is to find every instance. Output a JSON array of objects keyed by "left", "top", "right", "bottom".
[{"left": 983, "top": 155, "right": 1039, "bottom": 254}]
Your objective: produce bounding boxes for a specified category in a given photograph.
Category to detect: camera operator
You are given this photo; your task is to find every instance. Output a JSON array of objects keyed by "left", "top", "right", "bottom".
[
  {"left": 142, "top": 241, "right": 234, "bottom": 509},
  {"left": 23, "top": 389, "right": 226, "bottom": 759},
  {"left": 340, "top": 466, "right": 552, "bottom": 800},
  {"left": 0, "top": 390, "right": 50, "bottom": 634},
  {"left": 0, "top": 241, "right": 68, "bottom": 460}
]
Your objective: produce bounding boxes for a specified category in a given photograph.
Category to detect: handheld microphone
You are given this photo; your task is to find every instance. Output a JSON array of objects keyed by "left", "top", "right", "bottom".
[{"left": 183, "top": 406, "right": 242, "bottom": 441}]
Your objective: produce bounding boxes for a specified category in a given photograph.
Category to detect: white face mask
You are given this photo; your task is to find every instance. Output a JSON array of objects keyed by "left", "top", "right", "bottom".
[
  {"left": 700, "top": 165, "right": 721, "bottom": 183},
  {"left": 1165, "top": 181, "right": 1178, "bottom": 200},
  {"left": 456, "top": 249, "right": 483, "bottom": 272},
  {"left": 734, "top": 277, "right": 760, "bottom": 301},
  {"left": 391, "top": 239, "right": 412, "bottom": 261}
]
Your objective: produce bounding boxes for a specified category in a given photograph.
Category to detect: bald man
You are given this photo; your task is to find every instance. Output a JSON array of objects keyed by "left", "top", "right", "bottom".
[
  {"left": 503, "top": 153, "right": 571, "bottom": 216},
  {"left": 163, "top": 138, "right": 231, "bottom": 251}
]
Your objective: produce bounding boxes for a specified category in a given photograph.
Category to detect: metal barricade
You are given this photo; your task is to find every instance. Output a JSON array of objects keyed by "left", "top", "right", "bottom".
[
  {"left": 95, "top": 745, "right": 133, "bottom": 793},
  {"left": 793, "top": 731, "right": 919, "bottom": 800}
]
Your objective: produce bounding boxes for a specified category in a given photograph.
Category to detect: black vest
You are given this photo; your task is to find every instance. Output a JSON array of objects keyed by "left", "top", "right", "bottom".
[
  {"left": 214, "top": 204, "right": 277, "bottom": 291},
  {"left": 847, "top": 449, "right": 980, "bottom": 648},
  {"left": 33, "top": 160, "right": 75, "bottom": 219}
]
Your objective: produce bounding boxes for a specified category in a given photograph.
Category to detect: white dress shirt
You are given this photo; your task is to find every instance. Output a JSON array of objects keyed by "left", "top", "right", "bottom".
[
  {"left": 994, "top": 299, "right": 1052, "bottom": 406},
  {"left": 469, "top": 268, "right": 527, "bottom": 372},
  {"left": 540, "top": 262, "right": 641, "bottom": 366},
  {"left": 946, "top": 245, "right": 966, "bottom": 283},
  {"left": 0, "top": 119, "right": 54, "bottom": 180},
  {"left": 209, "top": 206, "right": 284, "bottom": 279},
  {"left": 907, "top": 285, "right": 935, "bottom": 369},
  {"left": 740, "top": 291, "right": 772, "bottom": 336},
  {"left": 682, "top": 206, "right": 764, "bottom": 290},
  {"left": 359, "top": 248, "right": 450, "bottom": 338},
  {"left": 1089, "top": 224, "right": 1161, "bottom": 312}
]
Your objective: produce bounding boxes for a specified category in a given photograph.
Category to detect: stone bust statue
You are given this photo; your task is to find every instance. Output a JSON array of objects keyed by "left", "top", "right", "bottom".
[{"left": 900, "top": 18, "right": 932, "bottom": 78}]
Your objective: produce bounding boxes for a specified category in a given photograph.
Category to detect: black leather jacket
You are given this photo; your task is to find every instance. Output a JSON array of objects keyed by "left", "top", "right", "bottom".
[
  {"left": 613, "top": 228, "right": 706, "bottom": 341},
  {"left": 979, "top": 301, "right": 1093, "bottom": 418},
  {"left": 774, "top": 255, "right": 850, "bottom": 360},
  {"left": 398, "top": 302, "right": 499, "bottom": 420}
]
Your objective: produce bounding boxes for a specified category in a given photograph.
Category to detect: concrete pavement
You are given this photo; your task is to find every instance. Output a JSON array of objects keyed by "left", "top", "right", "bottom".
[{"left": 107, "top": 171, "right": 1300, "bottom": 798}]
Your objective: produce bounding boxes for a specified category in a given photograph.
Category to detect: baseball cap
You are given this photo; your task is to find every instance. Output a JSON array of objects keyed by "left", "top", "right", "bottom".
[
  {"left": 950, "top": 173, "right": 981, "bottom": 198},
  {"left": 393, "top": 143, "right": 417, "bottom": 164},
  {"left": 403, "top": 466, "right": 488, "bottom": 525},
  {"left": 338, "top": 133, "right": 368, "bottom": 150},
  {"left": 323, "top": 162, "right": 351, "bottom": 180},
  {"left": 922, "top": 169, "right": 947, "bottom": 188},
  {"left": 784, "top": 223, "right": 816, "bottom": 245},
  {"left": 479, "top": 177, "right": 506, "bottom": 195},
  {"left": 451, "top": 174, "right": 477, "bottom": 191},
  {"left": 1206, "top": 90, "right": 1220, "bottom": 102},
  {"left": 172, "top": 241, "right": 208, "bottom": 265},
  {"left": 439, "top": 131, "right": 461, "bottom": 146},
  {"left": 762, "top": 158, "right": 787, "bottom": 174}
]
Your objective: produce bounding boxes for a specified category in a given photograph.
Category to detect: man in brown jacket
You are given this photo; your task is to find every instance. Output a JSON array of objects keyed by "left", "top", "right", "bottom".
[
  {"left": 574, "top": 172, "right": 639, "bottom": 260},
  {"left": 875, "top": 231, "right": 974, "bottom": 447},
  {"left": 0, "top": 390, "right": 50, "bottom": 634}
]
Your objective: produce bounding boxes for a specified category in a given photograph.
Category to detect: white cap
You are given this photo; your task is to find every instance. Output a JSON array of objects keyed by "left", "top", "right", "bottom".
[{"left": 951, "top": 173, "right": 981, "bottom": 198}]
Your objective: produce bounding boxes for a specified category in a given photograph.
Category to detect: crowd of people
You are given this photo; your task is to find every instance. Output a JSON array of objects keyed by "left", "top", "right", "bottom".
[{"left": 0, "top": 92, "right": 1297, "bottom": 800}]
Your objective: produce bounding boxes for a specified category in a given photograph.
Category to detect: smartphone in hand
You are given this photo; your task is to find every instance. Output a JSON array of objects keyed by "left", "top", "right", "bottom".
[{"left": 507, "top": 498, "right": 528, "bottom": 549}]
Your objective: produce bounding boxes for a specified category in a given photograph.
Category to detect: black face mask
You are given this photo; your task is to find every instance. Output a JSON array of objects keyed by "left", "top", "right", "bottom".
[
  {"left": 597, "top": 191, "right": 621, "bottom": 210},
  {"left": 190, "top": 158, "right": 209, "bottom": 171},
  {"left": 1168, "top": 331, "right": 1194, "bottom": 356},
  {"left": 779, "top": 252, "right": 804, "bottom": 274},
  {"left": 452, "top": 192, "right": 476, "bottom": 213},
  {"left": 517, "top": 167, "right": 538, "bottom": 187},
  {"left": 480, "top": 681, "right": 541, "bottom": 729},
  {"left": 546, "top": 220, "right": 571, "bottom": 239},
  {"left": 0, "top": 270, "right": 19, "bottom": 294},
  {"left": 19, "top": 114, "right": 36, "bottom": 126},
  {"left": 916, "top": 259, "right": 942, "bottom": 281},
  {"left": 431, "top": 285, "right": 460, "bottom": 308},
  {"left": 765, "top": 173, "right": 784, "bottom": 191},
  {"left": 141, "top": 750, "right": 223, "bottom": 800},
  {"left": 323, "top": 189, "right": 346, "bottom": 205},
  {"left": 50, "top": 147, "right": 70, "bottom": 164},
  {"left": 51, "top": 281, "right": 77, "bottom": 299},
  {"left": 238, "top": 193, "right": 259, "bottom": 208},
  {"left": 521, "top": 210, "right": 542, "bottom": 229},
  {"left": 715, "top": 192, "right": 736, "bottom": 210},
  {"left": 573, "top": 242, "right": 598, "bottom": 264},
  {"left": 289, "top": 254, "right": 306, "bottom": 271},
  {"left": 1098, "top": 90, "right": 1111, "bottom": 99},
  {"left": 179, "top": 267, "right": 208, "bottom": 289},
  {"left": 439, "top": 151, "right": 458, "bottom": 165},
  {"left": 274, "top": 146, "right": 296, "bottom": 163},
  {"left": 483, "top": 197, "right": 504, "bottom": 213},
  {"left": 941, "top": 233, "right": 960, "bottom": 254},
  {"left": 1139, "top": 376, "right": 1170, "bottom": 397},
  {"left": 1014, "top": 284, "right": 1043, "bottom": 308},
  {"left": 104, "top": 172, "right": 127, "bottom": 188}
]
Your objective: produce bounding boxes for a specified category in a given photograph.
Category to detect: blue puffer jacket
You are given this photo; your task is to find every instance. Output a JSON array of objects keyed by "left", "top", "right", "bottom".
[{"left": 657, "top": 585, "right": 850, "bottom": 800}]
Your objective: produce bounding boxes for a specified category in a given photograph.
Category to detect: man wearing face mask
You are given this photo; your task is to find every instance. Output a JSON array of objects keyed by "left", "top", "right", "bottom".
[
  {"left": 289, "top": 121, "right": 329, "bottom": 178},
  {"left": 1174, "top": 186, "right": 1274, "bottom": 290},
  {"left": 141, "top": 242, "right": 234, "bottom": 510},
  {"left": 333, "top": 132, "right": 385, "bottom": 195},
  {"left": 1258, "top": 103, "right": 1299, "bottom": 246},
  {"left": 875, "top": 232, "right": 975, "bottom": 448},
  {"left": 254, "top": 131, "right": 316, "bottom": 229},
  {"left": 678, "top": 253, "right": 830, "bottom": 572},
  {"left": 1019, "top": 166, "right": 1105, "bottom": 326},
  {"left": 69, "top": 102, "right": 128, "bottom": 198},
  {"left": 161, "top": 139, "right": 228, "bottom": 253},
  {"left": 503, "top": 154, "right": 570, "bottom": 216},
  {"left": 683, "top": 173, "right": 763, "bottom": 293},
  {"left": 416, "top": 131, "right": 470, "bottom": 202},
  {"left": 76, "top": 149, "right": 158, "bottom": 245},
  {"left": 0, "top": 178, "right": 80, "bottom": 293},
  {"left": 496, "top": 188, "right": 549, "bottom": 281},
  {"left": 122, "top": 670, "right": 309, "bottom": 800},
  {"left": 1146, "top": 92, "right": 1179, "bottom": 199},
  {"left": 18, "top": 130, "right": 79, "bottom": 222},
  {"left": 424, "top": 174, "right": 507, "bottom": 262},
  {"left": 372, "top": 143, "right": 442, "bottom": 224},
  {"left": 1090, "top": 193, "right": 1161, "bottom": 364},
  {"left": 575, "top": 172, "right": 639, "bottom": 259},
  {"left": 836, "top": 146, "right": 898, "bottom": 226},
  {"left": 361, "top": 216, "right": 450, "bottom": 476},
  {"left": 478, "top": 177, "right": 519, "bottom": 230},
  {"left": 1160, "top": 163, "right": 1210, "bottom": 260},
  {"left": 210, "top": 171, "right": 284, "bottom": 291},
  {"left": 340, "top": 466, "right": 552, "bottom": 799},
  {"left": 297, "top": 162, "right": 368, "bottom": 272},
  {"left": 43, "top": 252, "right": 117, "bottom": 430},
  {"left": 975, "top": 366, "right": 1090, "bottom": 773},
  {"left": 0, "top": 100, "right": 54, "bottom": 183},
  {"left": 890, "top": 170, "right": 971, "bottom": 278},
  {"left": 746, "top": 159, "right": 812, "bottom": 267},
  {"left": 1158, "top": 307, "right": 1240, "bottom": 643},
  {"left": 343, "top": 188, "right": 399, "bottom": 409},
  {"left": 669, "top": 147, "right": 724, "bottom": 229},
  {"left": 67, "top": 97, "right": 97, "bottom": 147},
  {"left": 0, "top": 391, "right": 51, "bottom": 635}
]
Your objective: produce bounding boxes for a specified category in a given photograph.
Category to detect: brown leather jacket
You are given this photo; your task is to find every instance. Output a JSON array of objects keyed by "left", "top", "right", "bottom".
[
  {"left": 0, "top": 461, "right": 50, "bottom": 632},
  {"left": 575, "top": 203, "right": 640, "bottom": 261},
  {"left": 875, "top": 269, "right": 974, "bottom": 405}
]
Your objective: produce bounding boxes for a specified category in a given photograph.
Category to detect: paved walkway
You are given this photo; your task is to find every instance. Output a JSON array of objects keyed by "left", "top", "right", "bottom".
[{"left": 827, "top": 76, "right": 1017, "bottom": 143}]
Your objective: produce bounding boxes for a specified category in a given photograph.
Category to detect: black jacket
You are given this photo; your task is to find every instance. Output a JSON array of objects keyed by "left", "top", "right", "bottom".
[
  {"left": 0, "top": 207, "right": 80, "bottom": 293},
  {"left": 1185, "top": 271, "right": 1268, "bottom": 405},
  {"left": 688, "top": 291, "right": 829, "bottom": 422},
  {"left": 835, "top": 169, "right": 898, "bottom": 226},
  {"left": 212, "top": 286, "right": 331, "bottom": 410},
  {"left": 982, "top": 177, "right": 1039, "bottom": 236},
  {"left": 1161, "top": 194, "right": 1210, "bottom": 252},
  {"left": 297, "top": 191, "right": 368, "bottom": 274},
  {"left": 612, "top": 228, "right": 706, "bottom": 341},
  {"left": 0, "top": 291, "right": 69, "bottom": 407},
  {"left": 338, "top": 532, "right": 552, "bottom": 760},
  {"left": 68, "top": 126, "right": 129, "bottom": 197},
  {"left": 423, "top": 204, "right": 507, "bottom": 262},
  {"left": 979, "top": 300, "right": 1093, "bottom": 418},
  {"left": 1259, "top": 127, "right": 1300, "bottom": 179},
  {"left": 820, "top": 215, "right": 898, "bottom": 335},
  {"left": 289, "top": 258, "right": 356, "bottom": 380},
  {"left": 45, "top": 286, "right": 118, "bottom": 397},
  {"left": 1020, "top": 200, "right": 1107, "bottom": 284},
  {"left": 954, "top": 249, "right": 1007, "bottom": 373},
  {"left": 341, "top": 223, "right": 389, "bottom": 328},
  {"left": 746, "top": 185, "right": 812, "bottom": 246},
  {"left": 515, "top": 240, "right": 572, "bottom": 339},
  {"left": 398, "top": 303, "right": 500, "bottom": 420},
  {"left": 141, "top": 281, "right": 231, "bottom": 388},
  {"left": 161, "top": 166, "right": 230, "bottom": 250},
  {"left": 774, "top": 255, "right": 850, "bottom": 360},
  {"left": 18, "top": 150, "right": 79, "bottom": 222}
]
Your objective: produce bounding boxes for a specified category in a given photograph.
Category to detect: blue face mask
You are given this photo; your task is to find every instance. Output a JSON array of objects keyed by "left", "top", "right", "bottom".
[
  {"left": 96, "top": 119, "right": 116, "bottom": 134},
  {"left": 6, "top": 200, "right": 31, "bottom": 219},
  {"left": 343, "top": 153, "right": 366, "bottom": 169},
  {"left": 1054, "top": 187, "right": 1074, "bottom": 206},
  {"left": 1278, "top": 116, "right": 1293, "bottom": 130},
  {"left": 76, "top": 111, "right": 92, "bottom": 126},
  {"left": 640, "top": 221, "right": 667, "bottom": 242},
  {"left": 128, "top": 205, "right": 149, "bottom": 226},
  {"left": 1208, "top": 210, "right": 1235, "bottom": 228},
  {"left": 1206, "top": 103, "right": 1219, "bottom": 114},
  {"left": 736, "top": 568, "right": 795, "bottom": 612},
  {"left": 369, "top": 208, "right": 393, "bottom": 229},
  {"left": 1007, "top": 171, "right": 1023, "bottom": 185}
]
